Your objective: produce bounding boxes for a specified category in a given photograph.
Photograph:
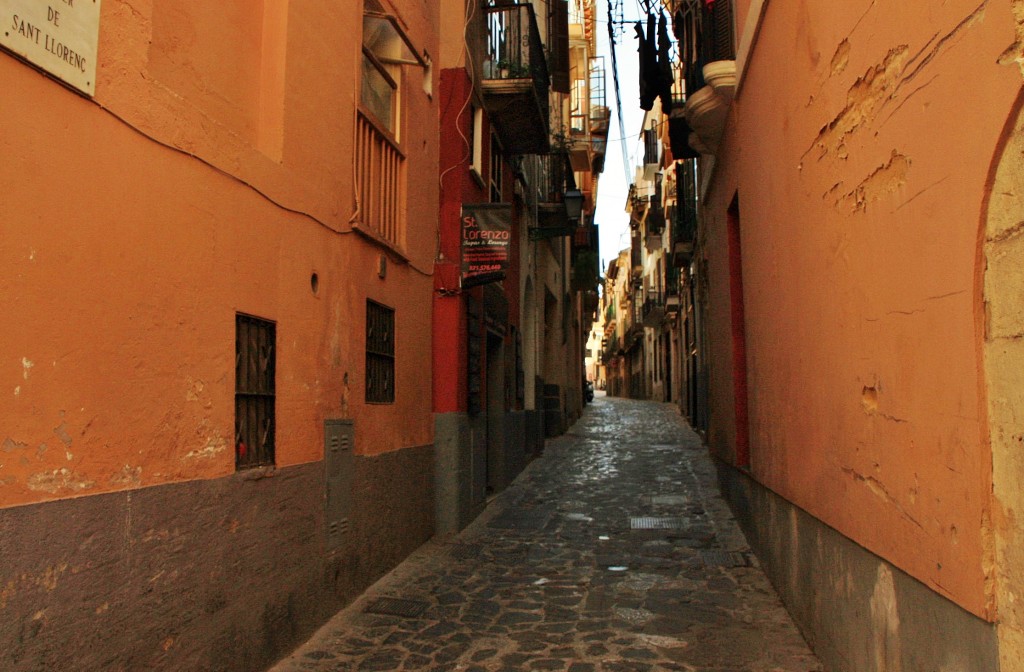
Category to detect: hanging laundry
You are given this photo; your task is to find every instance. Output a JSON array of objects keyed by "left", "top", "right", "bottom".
[
  {"left": 635, "top": 14, "right": 660, "bottom": 110},
  {"left": 657, "top": 11, "right": 674, "bottom": 113}
]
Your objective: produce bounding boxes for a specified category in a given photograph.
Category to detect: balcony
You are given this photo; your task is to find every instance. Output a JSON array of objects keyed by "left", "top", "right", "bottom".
[
  {"left": 665, "top": 292, "right": 681, "bottom": 317},
  {"left": 642, "top": 294, "right": 665, "bottom": 328},
  {"left": 673, "top": 160, "right": 698, "bottom": 267},
  {"left": 665, "top": 269, "right": 681, "bottom": 317},
  {"left": 537, "top": 151, "right": 570, "bottom": 227},
  {"left": 602, "top": 334, "right": 621, "bottom": 362},
  {"left": 481, "top": 4, "right": 550, "bottom": 155}
]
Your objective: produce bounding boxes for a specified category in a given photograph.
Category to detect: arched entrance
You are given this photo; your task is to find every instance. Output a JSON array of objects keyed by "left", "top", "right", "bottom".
[{"left": 982, "top": 92, "right": 1024, "bottom": 667}]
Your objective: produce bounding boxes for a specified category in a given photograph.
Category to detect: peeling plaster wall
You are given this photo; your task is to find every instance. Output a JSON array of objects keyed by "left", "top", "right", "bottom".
[
  {"left": 703, "top": 0, "right": 1022, "bottom": 620},
  {"left": 0, "top": 0, "right": 439, "bottom": 509}
]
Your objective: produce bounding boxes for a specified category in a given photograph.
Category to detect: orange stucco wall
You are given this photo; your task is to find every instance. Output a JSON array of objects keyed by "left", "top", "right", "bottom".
[
  {"left": 0, "top": 0, "right": 439, "bottom": 507},
  {"left": 703, "top": 0, "right": 1021, "bottom": 618}
]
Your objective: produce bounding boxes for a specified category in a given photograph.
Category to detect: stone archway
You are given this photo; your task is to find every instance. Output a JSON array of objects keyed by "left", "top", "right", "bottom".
[{"left": 983, "top": 93, "right": 1024, "bottom": 668}]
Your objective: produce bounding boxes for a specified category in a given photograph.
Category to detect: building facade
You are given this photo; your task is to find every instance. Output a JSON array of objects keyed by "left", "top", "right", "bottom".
[
  {"left": 1, "top": 2, "right": 439, "bottom": 669},
  {"left": 598, "top": 0, "right": 1024, "bottom": 666},
  {"left": 660, "top": 0, "right": 1024, "bottom": 668},
  {"left": 434, "top": 0, "right": 604, "bottom": 533}
]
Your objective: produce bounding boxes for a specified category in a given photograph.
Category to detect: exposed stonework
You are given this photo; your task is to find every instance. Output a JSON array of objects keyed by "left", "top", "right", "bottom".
[
  {"left": 997, "top": 0, "right": 1024, "bottom": 75},
  {"left": 984, "top": 86, "right": 1024, "bottom": 670}
]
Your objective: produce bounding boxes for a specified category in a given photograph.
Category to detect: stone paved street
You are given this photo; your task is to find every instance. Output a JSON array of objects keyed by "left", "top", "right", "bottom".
[{"left": 270, "top": 396, "right": 823, "bottom": 672}]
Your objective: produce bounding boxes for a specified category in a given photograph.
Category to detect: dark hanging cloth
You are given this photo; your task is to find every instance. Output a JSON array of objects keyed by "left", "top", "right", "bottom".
[
  {"left": 635, "top": 14, "right": 659, "bottom": 110},
  {"left": 634, "top": 22, "right": 648, "bottom": 109},
  {"left": 657, "top": 11, "right": 674, "bottom": 113},
  {"left": 668, "top": 116, "right": 700, "bottom": 160}
]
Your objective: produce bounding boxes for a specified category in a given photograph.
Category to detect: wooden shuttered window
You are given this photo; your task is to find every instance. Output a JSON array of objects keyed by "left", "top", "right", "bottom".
[{"left": 549, "top": 0, "right": 570, "bottom": 93}]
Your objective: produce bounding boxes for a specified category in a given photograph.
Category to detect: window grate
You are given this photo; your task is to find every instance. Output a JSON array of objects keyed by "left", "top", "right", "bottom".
[
  {"left": 366, "top": 300, "right": 395, "bottom": 404},
  {"left": 235, "top": 314, "right": 276, "bottom": 469}
]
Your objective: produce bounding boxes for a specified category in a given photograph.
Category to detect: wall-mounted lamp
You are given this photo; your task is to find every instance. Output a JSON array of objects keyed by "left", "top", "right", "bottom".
[{"left": 564, "top": 189, "right": 584, "bottom": 222}]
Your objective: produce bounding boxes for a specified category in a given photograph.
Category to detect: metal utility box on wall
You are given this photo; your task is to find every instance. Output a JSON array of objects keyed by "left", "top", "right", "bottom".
[{"left": 325, "top": 419, "right": 354, "bottom": 553}]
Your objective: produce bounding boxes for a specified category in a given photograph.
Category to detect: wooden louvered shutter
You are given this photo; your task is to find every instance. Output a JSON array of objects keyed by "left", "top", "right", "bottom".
[
  {"left": 711, "top": 0, "right": 735, "bottom": 60},
  {"left": 549, "top": 0, "right": 570, "bottom": 93}
]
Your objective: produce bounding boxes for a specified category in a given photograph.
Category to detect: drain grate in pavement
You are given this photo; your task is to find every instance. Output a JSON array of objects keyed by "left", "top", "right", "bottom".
[
  {"left": 699, "top": 550, "right": 751, "bottom": 567},
  {"left": 630, "top": 516, "right": 689, "bottom": 530},
  {"left": 364, "top": 597, "right": 430, "bottom": 618}
]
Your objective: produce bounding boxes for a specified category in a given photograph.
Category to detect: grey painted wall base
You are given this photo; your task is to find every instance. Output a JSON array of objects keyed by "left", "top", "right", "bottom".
[
  {"left": 435, "top": 410, "right": 537, "bottom": 536},
  {"left": 0, "top": 447, "right": 434, "bottom": 672},
  {"left": 526, "top": 409, "right": 544, "bottom": 454},
  {"left": 716, "top": 461, "right": 999, "bottom": 672},
  {"left": 435, "top": 412, "right": 485, "bottom": 535},
  {"left": 505, "top": 410, "right": 526, "bottom": 487}
]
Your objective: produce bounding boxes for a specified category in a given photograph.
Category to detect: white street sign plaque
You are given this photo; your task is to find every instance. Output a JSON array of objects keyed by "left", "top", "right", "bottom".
[{"left": 1, "top": 0, "right": 101, "bottom": 95}]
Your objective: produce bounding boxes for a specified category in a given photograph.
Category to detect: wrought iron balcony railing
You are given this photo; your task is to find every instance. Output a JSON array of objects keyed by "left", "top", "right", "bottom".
[{"left": 481, "top": 3, "right": 550, "bottom": 155}]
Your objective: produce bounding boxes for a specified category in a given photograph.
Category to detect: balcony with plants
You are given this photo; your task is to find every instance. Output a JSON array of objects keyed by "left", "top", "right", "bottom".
[{"left": 480, "top": 3, "right": 550, "bottom": 155}]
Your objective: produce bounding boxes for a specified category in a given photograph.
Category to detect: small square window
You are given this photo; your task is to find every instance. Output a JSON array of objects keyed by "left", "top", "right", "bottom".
[
  {"left": 366, "top": 301, "right": 395, "bottom": 404},
  {"left": 235, "top": 314, "right": 276, "bottom": 469}
]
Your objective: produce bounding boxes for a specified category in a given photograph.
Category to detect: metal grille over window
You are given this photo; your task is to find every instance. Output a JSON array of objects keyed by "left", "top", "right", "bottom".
[
  {"left": 235, "top": 314, "right": 276, "bottom": 469},
  {"left": 366, "top": 301, "right": 395, "bottom": 403}
]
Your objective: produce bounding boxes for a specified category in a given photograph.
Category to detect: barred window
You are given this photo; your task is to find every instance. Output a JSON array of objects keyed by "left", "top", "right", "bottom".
[
  {"left": 235, "top": 314, "right": 276, "bottom": 469},
  {"left": 366, "top": 300, "right": 395, "bottom": 404}
]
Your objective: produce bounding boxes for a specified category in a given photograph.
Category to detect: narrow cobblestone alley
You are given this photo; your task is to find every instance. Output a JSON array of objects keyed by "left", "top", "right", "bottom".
[{"left": 270, "top": 397, "right": 822, "bottom": 672}]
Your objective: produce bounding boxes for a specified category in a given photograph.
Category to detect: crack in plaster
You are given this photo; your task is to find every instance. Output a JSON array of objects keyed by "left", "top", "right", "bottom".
[
  {"left": 842, "top": 467, "right": 923, "bottom": 531},
  {"left": 835, "top": 150, "right": 911, "bottom": 212},
  {"left": 807, "top": 47, "right": 910, "bottom": 161},
  {"left": 808, "top": 1, "right": 988, "bottom": 162},
  {"left": 830, "top": 39, "right": 851, "bottom": 76},
  {"left": 895, "top": 174, "right": 951, "bottom": 211},
  {"left": 998, "top": 0, "right": 1024, "bottom": 75},
  {"left": 987, "top": 219, "right": 1024, "bottom": 243}
]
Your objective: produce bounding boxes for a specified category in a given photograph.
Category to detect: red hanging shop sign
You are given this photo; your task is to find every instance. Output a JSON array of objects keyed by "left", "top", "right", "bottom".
[{"left": 461, "top": 204, "right": 512, "bottom": 288}]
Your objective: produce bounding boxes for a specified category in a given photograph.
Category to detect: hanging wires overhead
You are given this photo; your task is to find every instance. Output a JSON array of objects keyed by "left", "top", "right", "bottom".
[{"left": 605, "top": 0, "right": 632, "bottom": 185}]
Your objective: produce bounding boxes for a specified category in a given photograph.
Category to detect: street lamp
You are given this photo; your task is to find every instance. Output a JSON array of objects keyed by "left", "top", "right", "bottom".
[{"left": 564, "top": 188, "right": 584, "bottom": 222}]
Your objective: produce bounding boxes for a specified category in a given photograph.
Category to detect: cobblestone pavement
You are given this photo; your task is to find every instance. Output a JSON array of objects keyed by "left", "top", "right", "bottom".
[{"left": 270, "top": 396, "right": 822, "bottom": 672}]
